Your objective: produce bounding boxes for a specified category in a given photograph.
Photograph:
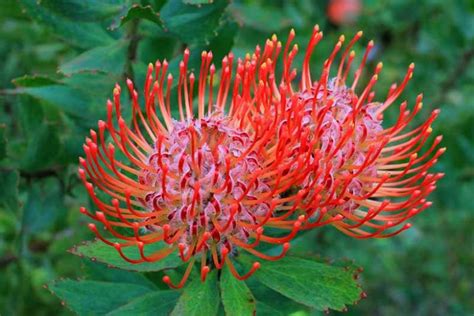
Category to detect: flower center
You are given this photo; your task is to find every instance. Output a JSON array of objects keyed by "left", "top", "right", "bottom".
[
  {"left": 299, "top": 78, "right": 384, "bottom": 212},
  {"left": 139, "top": 115, "right": 271, "bottom": 254}
]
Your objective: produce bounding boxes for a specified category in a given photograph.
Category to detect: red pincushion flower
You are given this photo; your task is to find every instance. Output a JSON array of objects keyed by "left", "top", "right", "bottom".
[
  {"left": 78, "top": 27, "right": 444, "bottom": 288},
  {"left": 247, "top": 26, "right": 444, "bottom": 238},
  {"left": 78, "top": 49, "right": 317, "bottom": 288}
]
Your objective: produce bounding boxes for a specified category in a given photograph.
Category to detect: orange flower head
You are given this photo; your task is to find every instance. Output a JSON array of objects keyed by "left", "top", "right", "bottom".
[
  {"left": 245, "top": 27, "right": 444, "bottom": 238},
  {"left": 78, "top": 27, "right": 445, "bottom": 288},
  {"left": 78, "top": 49, "right": 314, "bottom": 288}
]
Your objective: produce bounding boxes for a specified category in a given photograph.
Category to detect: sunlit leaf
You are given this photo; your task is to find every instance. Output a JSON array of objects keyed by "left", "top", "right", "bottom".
[
  {"left": 246, "top": 277, "right": 309, "bottom": 315},
  {"left": 107, "top": 291, "right": 180, "bottom": 316},
  {"left": 220, "top": 265, "right": 256, "bottom": 316},
  {"left": 239, "top": 254, "right": 363, "bottom": 311},
  {"left": 71, "top": 238, "right": 183, "bottom": 272},
  {"left": 171, "top": 271, "right": 219, "bottom": 316}
]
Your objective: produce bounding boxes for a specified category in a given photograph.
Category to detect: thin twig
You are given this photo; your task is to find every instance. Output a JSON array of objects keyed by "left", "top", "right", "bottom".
[{"left": 433, "top": 48, "right": 474, "bottom": 105}]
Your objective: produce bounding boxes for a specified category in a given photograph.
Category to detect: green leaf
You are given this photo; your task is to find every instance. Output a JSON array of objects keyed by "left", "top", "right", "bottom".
[
  {"left": 82, "top": 260, "right": 157, "bottom": 290},
  {"left": 160, "top": 0, "right": 229, "bottom": 44},
  {"left": 16, "top": 85, "right": 92, "bottom": 118},
  {"left": 239, "top": 254, "right": 363, "bottom": 312},
  {"left": 200, "top": 17, "right": 238, "bottom": 60},
  {"left": 20, "top": 122, "right": 62, "bottom": 171},
  {"left": 47, "top": 279, "right": 153, "bottom": 315},
  {"left": 16, "top": 95, "right": 45, "bottom": 138},
  {"left": 0, "top": 124, "right": 6, "bottom": 160},
  {"left": 229, "top": 2, "right": 292, "bottom": 33},
  {"left": 255, "top": 302, "right": 286, "bottom": 316},
  {"left": 38, "top": 0, "right": 127, "bottom": 22},
  {"left": 0, "top": 0, "right": 24, "bottom": 19},
  {"left": 71, "top": 238, "right": 183, "bottom": 272},
  {"left": 184, "top": 0, "right": 214, "bottom": 4},
  {"left": 0, "top": 169, "right": 20, "bottom": 213},
  {"left": 107, "top": 291, "right": 180, "bottom": 316},
  {"left": 20, "top": 0, "right": 115, "bottom": 49},
  {"left": 220, "top": 265, "right": 256, "bottom": 316},
  {"left": 22, "top": 178, "right": 63, "bottom": 235},
  {"left": 19, "top": 122, "right": 62, "bottom": 170},
  {"left": 119, "top": 4, "right": 164, "bottom": 29},
  {"left": 62, "top": 72, "right": 120, "bottom": 120},
  {"left": 12, "top": 75, "right": 62, "bottom": 87},
  {"left": 59, "top": 41, "right": 128, "bottom": 75},
  {"left": 246, "top": 277, "right": 309, "bottom": 315},
  {"left": 171, "top": 270, "right": 219, "bottom": 316}
]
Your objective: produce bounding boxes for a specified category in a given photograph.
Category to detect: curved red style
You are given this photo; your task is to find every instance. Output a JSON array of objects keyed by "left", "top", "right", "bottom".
[
  {"left": 247, "top": 26, "right": 444, "bottom": 238},
  {"left": 79, "top": 26, "right": 444, "bottom": 288},
  {"left": 79, "top": 49, "right": 317, "bottom": 288}
]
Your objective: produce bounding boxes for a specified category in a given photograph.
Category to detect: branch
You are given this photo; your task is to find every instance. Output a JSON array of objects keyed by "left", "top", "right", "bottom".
[
  {"left": 433, "top": 48, "right": 474, "bottom": 105},
  {"left": 0, "top": 254, "right": 18, "bottom": 268},
  {"left": 20, "top": 169, "right": 58, "bottom": 180},
  {"left": 124, "top": 19, "right": 141, "bottom": 82}
]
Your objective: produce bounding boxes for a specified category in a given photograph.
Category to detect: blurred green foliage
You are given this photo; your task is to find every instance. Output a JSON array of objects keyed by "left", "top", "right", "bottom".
[{"left": 0, "top": 0, "right": 473, "bottom": 315}]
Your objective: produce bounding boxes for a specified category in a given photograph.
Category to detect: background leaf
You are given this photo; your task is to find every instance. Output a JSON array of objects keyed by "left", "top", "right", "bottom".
[
  {"left": 12, "top": 75, "right": 61, "bottom": 87},
  {"left": 0, "top": 170, "right": 20, "bottom": 213},
  {"left": 59, "top": 41, "right": 128, "bottom": 75},
  {"left": 20, "top": 123, "right": 62, "bottom": 172},
  {"left": 160, "top": 0, "right": 229, "bottom": 44},
  {"left": 0, "top": 124, "right": 6, "bottom": 160},
  {"left": 184, "top": 0, "right": 215, "bottom": 4},
  {"left": 21, "top": 178, "right": 63, "bottom": 235},
  {"left": 119, "top": 4, "right": 164, "bottom": 29},
  {"left": 15, "top": 85, "right": 94, "bottom": 118},
  {"left": 19, "top": 0, "right": 116, "bottom": 49},
  {"left": 37, "top": 0, "right": 127, "bottom": 22}
]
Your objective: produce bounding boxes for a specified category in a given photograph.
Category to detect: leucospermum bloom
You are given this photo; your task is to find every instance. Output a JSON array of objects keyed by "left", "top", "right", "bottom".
[
  {"left": 78, "top": 26, "right": 444, "bottom": 288},
  {"left": 247, "top": 26, "right": 444, "bottom": 238},
  {"left": 78, "top": 49, "right": 325, "bottom": 288}
]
